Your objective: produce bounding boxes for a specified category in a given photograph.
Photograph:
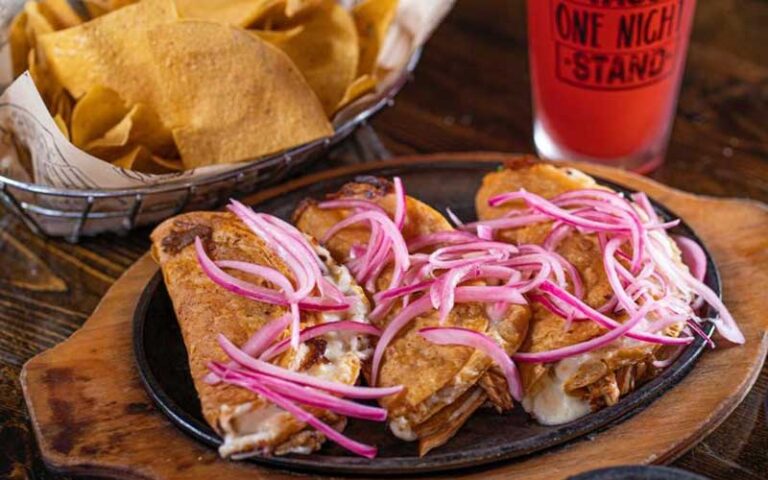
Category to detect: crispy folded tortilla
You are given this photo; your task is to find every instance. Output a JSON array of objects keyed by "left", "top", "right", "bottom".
[
  {"left": 294, "top": 176, "right": 530, "bottom": 455},
  {"left": 475, "top": 158, "right": 685, "bottom": 425},
  {"left": 151, "top": 211, "right": 371, "bottom": 457}
]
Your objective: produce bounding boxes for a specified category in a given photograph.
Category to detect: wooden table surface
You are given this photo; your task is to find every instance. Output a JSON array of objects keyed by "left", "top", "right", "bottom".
[{"left": 1, "top": 1, "right": 766, "bottom": 479}]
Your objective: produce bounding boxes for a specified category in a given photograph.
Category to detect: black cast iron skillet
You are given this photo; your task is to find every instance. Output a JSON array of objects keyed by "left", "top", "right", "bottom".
[{"left": 133, "top": 160, "right": 718, "bottom": 475}]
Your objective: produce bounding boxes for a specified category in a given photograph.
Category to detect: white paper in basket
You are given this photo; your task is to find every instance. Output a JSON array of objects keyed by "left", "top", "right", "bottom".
[{"left": 0, "top": 0, "right": 455, "bottom": 192}]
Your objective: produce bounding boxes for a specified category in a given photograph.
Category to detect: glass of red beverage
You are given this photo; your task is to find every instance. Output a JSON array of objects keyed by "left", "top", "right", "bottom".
[{"left": 527, "top": 0, "right": 697, "bottom": 173}]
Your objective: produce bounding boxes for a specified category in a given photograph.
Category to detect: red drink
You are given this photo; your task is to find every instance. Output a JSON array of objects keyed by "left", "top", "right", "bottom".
[{"left": 527, "top": 0, "right": 696, "bottom": 172}]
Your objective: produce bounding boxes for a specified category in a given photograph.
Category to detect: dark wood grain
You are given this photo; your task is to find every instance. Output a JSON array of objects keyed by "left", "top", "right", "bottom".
[{"left": 0, "top": 1, "right": 766, "bottom": 479}]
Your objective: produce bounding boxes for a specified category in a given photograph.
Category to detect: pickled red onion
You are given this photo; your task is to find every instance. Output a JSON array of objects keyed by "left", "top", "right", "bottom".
[
  {"left": 259, "top": 320, "right": 381, "bottom": 360},
  {"left": 371, "top": 287, "right": 527, "bottom": 384},
  {"left": 513, "top": 302, "right": 655, "bottom": 363},
  {"left": 195, "top": 237, "right": 347, "bottom": 312},
  {"left": 203, "top": 313, "right": 290, "bottom": 385},
  {"left": 393, "top": 176, "right": 406, "bottom": 230},
  {"left": 321, "top": 210, "right": 410, "bottom": 291},
  {"left": 211, "top": 364, "right": 378, "bottom": 458},
  {"left": 209, "top": 362, "right": 387, "bottom": 422},
  {"left": 218, "top": 334, "right": 402, "bottom": 399},
  {"left": 538, "top": 281, "right": 692, "bottom": 345},
  {"left": 673, "top": 235, "right": 707, "bottom": 282}
]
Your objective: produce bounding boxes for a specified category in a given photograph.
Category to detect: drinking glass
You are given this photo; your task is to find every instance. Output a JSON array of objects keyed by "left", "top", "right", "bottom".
[{"left": 527, "top": 0, "right": 697, "bottom": 173}]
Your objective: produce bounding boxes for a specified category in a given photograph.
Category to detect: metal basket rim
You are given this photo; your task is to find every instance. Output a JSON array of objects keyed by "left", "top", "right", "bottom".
[{"left": 0, "top": 48, "right": 422, "bottom": 199}]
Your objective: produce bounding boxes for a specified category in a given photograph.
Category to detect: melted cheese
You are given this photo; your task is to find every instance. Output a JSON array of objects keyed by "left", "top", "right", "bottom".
[
  {"left": 389, "top": 416, "right": 418, "bottom": 441},
  {"left": 219, "top": 403, "right": 290, "bottom": 457},
  {"left": 522, "top": 356, "right": 592, "bottom": 425}
]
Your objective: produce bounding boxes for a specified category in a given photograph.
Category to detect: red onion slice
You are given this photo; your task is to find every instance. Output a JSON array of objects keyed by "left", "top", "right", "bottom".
[
  {"left": 355, "top": 222, "right": 384, "bottom": 284},
  {"left": 538, "top": 281, "right": 692, "bottom": 345},
  {"left": 195, "top": 238, "right": 349, "bottom": 312},
  {"left": 477, "top": 225, "right": 494, "bottom": 240},
  {"left": 196, "top": 237, "right": 285, "bottom": 304},
  {"left": 556, "top": 197, "right": 646, "bottom": 272},
  {"left": 603, "top": 238, "right": 641, "bottom": 315},
  {"left": 204, "top": 313, "right": 291, "bottom": 385},
  {"left": 209, "top": 362, "right": 387, "bottom": 421},
  {"left": 419, "top": 326, "right": 523, "bottom": 400},
  {"left": 371, "top": 296, "right": 434, "bottom": 385},
  {"left": 321, "top": 210, "right": 410, "bottom": 291},
  {"left": 219, "top": 334, "right": 402, "bottom": 399},
  {"left": 428, "top": 241, "right": 518, "bottom": 269},
  {"left": 631, "top": 192, "right": 659, "bottom": 224},
  {"left": 375, "top": 280, "right": 434, "bottom": 302},
  {"left": 513, "top": 302, "right": 654, "bottom": 363},
  {"left": 393, "top": 177, "right": 406, "bottom": 230},
  {"left": 673, "top": 235, "right": 707, "bottom": 282},
  {"left": 212, "top": 366, "right": 378, "bottom": 458},
  {"left": 645, "top": 235, "right": 744, "bottom": 344},
  {"left": 446, "top": 207, "right": 465, "bottom": 227},
  {"left": 229, "top": 202, "right": 314, "bottom": 300},
  {"left": 686, "top": 319, "right": 716, "bottom": 349},
  {"left": 543, "top": 223, "right": 572, "bottom": 251},
  {"left": 215, "top": 260, "right": 296, "bottom": 300},
  {"left": 528, "top": 293, "right": 572, "bottom": 319},
  {"left": 371, "top": 286, "right": 528, "bottom": 384},
  {"left": 430, "top": 263, "right": 471, "bottom": 323},
  {"left": 259, "top": 320, "right": 381, "bottom": 360},
  {"left": 489, "top": 190, "right": 628, "bottom": 233}
]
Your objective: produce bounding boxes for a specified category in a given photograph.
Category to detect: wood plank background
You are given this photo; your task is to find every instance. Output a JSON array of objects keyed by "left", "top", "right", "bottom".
[{"left": 0, "top": 0, "right": 766, "bottom": 478}]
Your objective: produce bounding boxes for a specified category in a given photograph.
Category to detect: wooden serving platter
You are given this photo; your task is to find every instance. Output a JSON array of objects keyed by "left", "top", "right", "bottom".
[{"left": 20, "top": 153, "right": 768, "bottom": 480}]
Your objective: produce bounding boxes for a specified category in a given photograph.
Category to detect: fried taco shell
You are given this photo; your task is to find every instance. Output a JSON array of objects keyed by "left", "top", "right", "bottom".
[
  {"left": 151, "top": 211, "right": 370, "bottom": 457},
  {"left": 294, "top": 177, "right": 530, "bottom": 454},
  {"left": 475, "top": 159, "right": 685, "bottom": 425}
]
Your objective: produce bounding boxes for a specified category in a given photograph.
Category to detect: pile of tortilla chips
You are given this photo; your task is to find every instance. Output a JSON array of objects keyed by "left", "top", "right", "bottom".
[{"left": 8, "top": 0, "right": 399, "bottom": 172}]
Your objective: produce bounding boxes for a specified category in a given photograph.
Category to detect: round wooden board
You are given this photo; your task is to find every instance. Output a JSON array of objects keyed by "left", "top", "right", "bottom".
[{"left": 20, "top": 153, "right": 768, "bottom": 480}]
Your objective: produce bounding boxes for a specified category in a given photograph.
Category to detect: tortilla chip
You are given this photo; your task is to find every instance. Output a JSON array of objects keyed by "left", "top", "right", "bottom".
[
  {"left": 86, "top": 102, "right": 176, "bottom": 160},
  {"left": 145, "top": 20, "right": 332, "bottom": 168},
  {"left": 37, "top": 0, "right": 178, "bottom": 109},
  {"left": 335, "top": 74, "right": 376, "bottom": 112},
  {"left": 37, "top": 0, "right": 83, "bottom": 29},
  {"left": 86, "top": 126, "right": 136, "bottom": 160},
  {"left": 51, "top": 89, "right": 74, "bottom": 125},
  {"left": 70, "top": 85, "right": 129, "bottom": 148},
  {"left": 24, "top": 3, "right": 55, "bottom": 46},
  {"left": 26, "top": 49, "right": 42, "bottom": 89},
  {"left": 9, "top": 12, "right": 30, "bottom": 77},
  {"left": 284, "top": 0, "right": 323, "bottom": 17},
  {"left": 53, "top": 114, "right": 69, "bottom": 139},
  {"left": 353, "top": 0, "right": 398, "bottom": 76},
  {"left": 256, "top": 0, "right": 358, "bottom": 116},
  {"left": 251, "top": 0, "right": 323, "bottom": 28},
  {"left": 119, "top": 103, "right": 175, "bottom": 155},
  {"left": 249, "top": 24, "right": 305, "bottom": 42},
  {"left": 111, "top": 145, "right": 179, "bottom": 173},
  {"left": 82, "top": 0, "right": 138, "bottom": 18},
  {"left": 82, "top": 0, "right": 109, "bottom": 18},
  {"left": 175, "top": 0, "right": 279, "bottom": 27},
  {"left": 151, "top": 155, "right": 185, "bottom": 172},
  {"left": 27, "top": 48, "right": 64, "bottom": 108}
]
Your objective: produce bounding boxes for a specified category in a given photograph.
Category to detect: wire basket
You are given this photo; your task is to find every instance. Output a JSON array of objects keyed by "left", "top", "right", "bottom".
[{"left": 0, "top": 51, "right": 420, "bottom": 243}]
